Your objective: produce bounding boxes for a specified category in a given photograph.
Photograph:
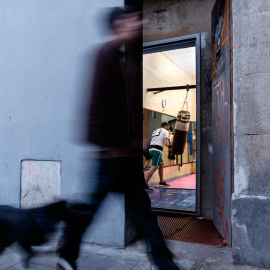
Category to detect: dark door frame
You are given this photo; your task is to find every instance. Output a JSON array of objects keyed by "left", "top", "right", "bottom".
[{"left": 143, "top": 34, "right": 201, "bottom": 216}]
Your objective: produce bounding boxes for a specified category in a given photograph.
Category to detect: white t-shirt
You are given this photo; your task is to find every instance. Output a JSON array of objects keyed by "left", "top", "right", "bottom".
[{"left": 149, "top": 128, "right": 170, "bottom": 153}]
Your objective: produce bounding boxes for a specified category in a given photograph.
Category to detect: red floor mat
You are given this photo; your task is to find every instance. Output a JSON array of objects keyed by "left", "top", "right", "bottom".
[
  {"left": 157, "top": 215, "right": 224, "bottom": 246},
  {"left": 155, "top": 174, "right": 196, "bottom": 189}
]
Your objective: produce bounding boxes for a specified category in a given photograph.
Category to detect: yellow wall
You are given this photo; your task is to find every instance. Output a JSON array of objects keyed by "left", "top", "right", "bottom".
[
  {"left": 143, "top": 52, "right": 196, "bottom": 122},
  {"left": 143, "top": 52, "right": 196, "bottom": 170}
]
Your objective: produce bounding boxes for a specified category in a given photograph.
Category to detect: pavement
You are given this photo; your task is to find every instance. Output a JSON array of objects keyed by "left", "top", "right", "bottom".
[{"left": 0, "top": 237, "right": 267, "bottom": 270}]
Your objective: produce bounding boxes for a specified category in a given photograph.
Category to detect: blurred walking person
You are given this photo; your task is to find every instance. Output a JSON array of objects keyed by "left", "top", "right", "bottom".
[{"left": 57, "top": 6, "right": 180, "bottom": 270}]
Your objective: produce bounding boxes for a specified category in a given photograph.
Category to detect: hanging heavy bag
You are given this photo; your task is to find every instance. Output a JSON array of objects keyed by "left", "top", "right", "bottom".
[{"left": 172, "top": 86, "right": 191, "bottom": 155}]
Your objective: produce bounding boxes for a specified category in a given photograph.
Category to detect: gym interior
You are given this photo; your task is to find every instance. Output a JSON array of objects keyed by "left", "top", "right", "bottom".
[{"left": 143, "top": 45, "right": 198, "bottom": 213}]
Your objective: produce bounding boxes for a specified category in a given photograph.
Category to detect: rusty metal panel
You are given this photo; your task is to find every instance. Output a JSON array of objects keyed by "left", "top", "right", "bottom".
[{"left": 211, "top": 0, "right": 232, "bottom": 246}]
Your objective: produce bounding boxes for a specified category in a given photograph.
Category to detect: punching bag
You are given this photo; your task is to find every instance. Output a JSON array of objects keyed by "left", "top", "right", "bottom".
[
  {"left": 172, "top": 86, "right": 191, "bottom": 155},
  {"left": 172, "top": 110, "right": 191, "bottom": 155}
]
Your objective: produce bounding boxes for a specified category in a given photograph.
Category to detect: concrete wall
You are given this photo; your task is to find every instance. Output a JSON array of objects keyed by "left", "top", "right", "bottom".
[
  {"left": 0, "top": 0, "right": 129, "bottom": 247},
  {"left": 232, "top": 0, "right": 270, "bottom": 267},
  {"left": 143, "top": 0, "right": 215, "bottom": 43},
  {"left": 143, "top": 0, "right": 215, "bottom": 219}
]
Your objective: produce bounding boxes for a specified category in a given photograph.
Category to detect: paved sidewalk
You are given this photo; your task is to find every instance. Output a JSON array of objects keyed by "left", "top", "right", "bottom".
[{"left": 0, "top": 238, "right": 267, "bottom": 270}]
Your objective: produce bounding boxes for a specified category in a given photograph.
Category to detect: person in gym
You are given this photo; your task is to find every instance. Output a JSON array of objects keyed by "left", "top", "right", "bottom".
[{"left": 145, "top": 122, "right": 171, "bottom": 189}]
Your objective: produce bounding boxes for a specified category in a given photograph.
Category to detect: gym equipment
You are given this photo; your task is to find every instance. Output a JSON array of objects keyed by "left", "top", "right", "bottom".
[{"left": 172, "top": 86, "right": 191, "bottom": 155}]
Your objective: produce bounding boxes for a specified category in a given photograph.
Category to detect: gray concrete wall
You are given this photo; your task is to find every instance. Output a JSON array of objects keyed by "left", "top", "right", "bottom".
[
  {"left": 232, "top": 0, "right": 270, "bottom": 268},
  {"left": 0, "top": 0, "right": 128, "bottom": 247},
  {"left": 143, "top": 0, "right": 215, "bottom": 219},
  {"left": 143, "top": 0, "right": 215, "bottom": 43}
]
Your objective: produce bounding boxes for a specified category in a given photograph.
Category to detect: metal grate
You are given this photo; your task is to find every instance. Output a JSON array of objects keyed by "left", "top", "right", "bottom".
[
  {"left": 157, "top": 215, "right": 224, "bottom": 246},
  {"left": 198, "top": 267, "right": 231, "bottom": 270}
]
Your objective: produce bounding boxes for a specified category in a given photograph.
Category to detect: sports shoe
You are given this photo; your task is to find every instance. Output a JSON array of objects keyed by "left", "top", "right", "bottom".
[
  {"left": 145, "top": 184, "right": 153, "bottom": 190},
  {"left": 159, "top": 181, "right": 170, "bottom": 186},
  {"left": 56, "top": 257, "right": 76, "bottom": 270}
]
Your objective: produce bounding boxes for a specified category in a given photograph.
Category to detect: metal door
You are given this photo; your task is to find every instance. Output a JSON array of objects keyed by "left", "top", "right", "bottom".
[{"left": 211, "top": 0, "right": 232, "bottom": 245}]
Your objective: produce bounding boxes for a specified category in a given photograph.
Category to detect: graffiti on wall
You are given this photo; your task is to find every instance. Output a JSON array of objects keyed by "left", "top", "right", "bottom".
[
  {"left": 24, "top": 163, "right": 40, "bottom": 178},
  {"left": 212, "top": 0, "right": 230, "bottom": 80},
  {"left": 213, "top": 158, "right": 231, "bottom": 241},
  {"left": 213, "top": 77, "right": 229, "bottom": 151},
  {"left": 212, "top": 75, "right": 230, "bottom": 240},
  {"left": 212, "top": 0, "right": 231, "bottom": 244},
  {"left": 203, "top": 75, "right": 212, "bottom": 103}
]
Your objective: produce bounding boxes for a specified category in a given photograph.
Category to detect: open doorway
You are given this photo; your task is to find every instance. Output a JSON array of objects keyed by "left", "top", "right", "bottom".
[{"left": 143, "top": 35, "right": 201, "bottom": 215}]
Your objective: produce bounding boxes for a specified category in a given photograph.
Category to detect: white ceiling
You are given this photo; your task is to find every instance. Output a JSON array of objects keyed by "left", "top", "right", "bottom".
[{"left": 161, "top": 47, "right": 196, "bottom": 78}]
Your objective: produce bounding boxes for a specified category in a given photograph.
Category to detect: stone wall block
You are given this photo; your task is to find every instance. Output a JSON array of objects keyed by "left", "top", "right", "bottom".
[
  {"left": 233, "top": 12, "right": 270, "bottom": 76},
  {"left": 232, "top": 195, "right": 270, "bottom": 268},
  {"left": 233, "top": 73, "right": 270, "bottom": 136},
  {"left": 232, "top": 0, "right": 270, "bottom": 16},
  {"left": 234, "top": 134, "right": 270, "bottom": 196},
  {"left": 244, "top": 134, "right": 270, "bottom": 196}
]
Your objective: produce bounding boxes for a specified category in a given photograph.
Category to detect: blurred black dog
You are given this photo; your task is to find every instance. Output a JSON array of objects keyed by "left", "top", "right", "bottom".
[{"left": 0, "top": 201, "right": 67, "bottom": 267}]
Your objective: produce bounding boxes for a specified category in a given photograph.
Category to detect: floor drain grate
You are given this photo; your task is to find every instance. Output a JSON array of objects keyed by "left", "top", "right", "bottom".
[
  {"left": 157, "top": 215, "right": 224, "bottom": 246},
  {"left": 199, "top": 266, "right": 231, "bottom": 270}
]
